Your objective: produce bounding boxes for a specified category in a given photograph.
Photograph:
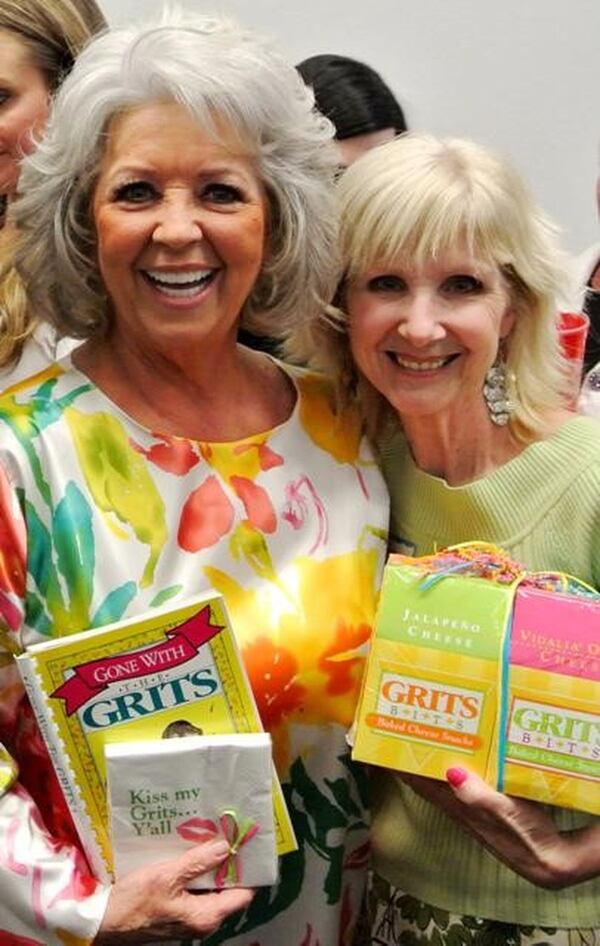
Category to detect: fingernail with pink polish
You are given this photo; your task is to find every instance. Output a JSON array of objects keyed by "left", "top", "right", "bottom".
[{"left": 446, "top": 767, "right": 469, "bottom": 788}]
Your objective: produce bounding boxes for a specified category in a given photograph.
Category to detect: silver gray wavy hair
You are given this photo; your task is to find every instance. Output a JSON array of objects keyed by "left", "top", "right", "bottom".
[{"left": 13, "top": 8, "right": 339, "bottom": 339}]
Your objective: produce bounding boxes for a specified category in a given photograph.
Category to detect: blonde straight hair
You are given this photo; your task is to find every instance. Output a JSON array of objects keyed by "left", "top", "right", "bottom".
[
  {"left": 0, "top": 0, "right": 107, "bottom": 367},
  {"left": 286, "top": 133, "right": 573, "bottom": 443}
]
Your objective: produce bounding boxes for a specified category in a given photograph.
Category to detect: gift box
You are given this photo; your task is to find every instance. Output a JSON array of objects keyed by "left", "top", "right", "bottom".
[
  {"left": 352, "top": 545, "right": 600, "bottom": 814},
  {"left": 504, "top": 584, "right": 600, "bottom": 812},
  {"left": 106, "top": 731, "right": 278, "bottom": 887}
]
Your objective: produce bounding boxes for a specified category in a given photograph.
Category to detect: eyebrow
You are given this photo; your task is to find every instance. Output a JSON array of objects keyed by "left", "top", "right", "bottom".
[{"left": 103, "top": 160, "right": 253, "bottom": 178}]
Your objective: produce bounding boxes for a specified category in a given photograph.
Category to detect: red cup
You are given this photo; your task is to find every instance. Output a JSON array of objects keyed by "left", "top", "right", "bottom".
[
  {"left": 557, "top": 311, "right": 590, "bottom": 405},
  {"left": 558, "top": 311, "right": 589, "bottom": 360}
]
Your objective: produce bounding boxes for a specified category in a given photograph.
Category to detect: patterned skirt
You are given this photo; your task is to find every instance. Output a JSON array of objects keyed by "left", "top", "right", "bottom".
[{"left": 361, "top": 873, "right": 598, "bottom": 946}]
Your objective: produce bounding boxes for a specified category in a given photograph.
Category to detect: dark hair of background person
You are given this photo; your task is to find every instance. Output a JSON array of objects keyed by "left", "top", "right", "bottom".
[
  {"left": 295, "top": 53, "right": 407, "bottom": 140},
  {"left": 239, "top": 53, "right": 407, "bottom": 355}
]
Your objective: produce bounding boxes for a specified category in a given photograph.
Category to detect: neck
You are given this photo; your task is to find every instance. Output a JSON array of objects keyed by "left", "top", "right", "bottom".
[
  {"left": 400, "top": 401, "right": 523, "bottom": 486},
  {"left": 73, "top": 329, "right": 294, "bottom": 441}
]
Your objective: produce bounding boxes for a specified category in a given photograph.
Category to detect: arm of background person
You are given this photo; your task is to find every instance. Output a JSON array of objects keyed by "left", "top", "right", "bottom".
[{"left": 399, "top": 769, "right": 600, "bottom": 890}]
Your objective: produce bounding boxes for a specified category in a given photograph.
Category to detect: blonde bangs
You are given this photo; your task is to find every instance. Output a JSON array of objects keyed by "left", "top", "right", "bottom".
[{"left": 339, "top": 143, "right": 519, "bottom": 279}]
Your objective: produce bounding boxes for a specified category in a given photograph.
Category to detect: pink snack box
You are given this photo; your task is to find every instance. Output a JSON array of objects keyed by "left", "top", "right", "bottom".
[{"left": 503, "top": 585, "right": 600, "bottom": 814}]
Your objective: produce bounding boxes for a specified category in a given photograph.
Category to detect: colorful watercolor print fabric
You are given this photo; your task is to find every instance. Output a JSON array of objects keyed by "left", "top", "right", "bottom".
[{"left": 0, "top": 359, "right": 389, "bottom": 946}]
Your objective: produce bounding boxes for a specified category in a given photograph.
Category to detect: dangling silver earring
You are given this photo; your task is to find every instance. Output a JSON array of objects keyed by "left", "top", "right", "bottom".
[{"left": 483, "top": 355, "right": 513, "bottom": 426}]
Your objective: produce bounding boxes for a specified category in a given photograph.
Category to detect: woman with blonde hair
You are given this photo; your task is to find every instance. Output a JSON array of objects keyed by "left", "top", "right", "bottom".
[
  {"left": 291, "top": 132, "right": 600, "bottom": 946},
  {"left": 0, "top": 0, "right": 107, "bottom": 384}
]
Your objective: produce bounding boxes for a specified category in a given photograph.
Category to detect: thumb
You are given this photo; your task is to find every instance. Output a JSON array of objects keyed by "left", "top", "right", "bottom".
[
  {"left": 173, "top": 839, "right": 231, "bottom": 888},
  {"left": 445, "top": 767, "right": 499, "bottom": 804}
]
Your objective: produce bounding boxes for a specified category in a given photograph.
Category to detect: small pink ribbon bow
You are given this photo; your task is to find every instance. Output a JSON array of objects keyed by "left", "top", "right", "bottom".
[
  {"left": 215, "top": 809, "right": 260, "bottom": 887},
  {"left": 176, "top": 809, "right": 260, "bottom": 887}
]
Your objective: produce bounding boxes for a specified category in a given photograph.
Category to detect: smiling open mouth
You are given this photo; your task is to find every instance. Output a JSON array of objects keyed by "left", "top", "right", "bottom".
[
  {"left": 387, "top": 353, "right": 460, "bottom": 371},
  {"left": 141, "top": 269, "right": 217, "bottom": 297}
]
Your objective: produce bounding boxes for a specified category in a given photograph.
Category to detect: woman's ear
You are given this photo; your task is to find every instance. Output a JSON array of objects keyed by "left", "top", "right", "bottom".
[
  {"left": 330, "top": 275, "right": 347, "bottom": 312},
  {"left": 499, "top": 305, "right": 516, "bottom": 340}
]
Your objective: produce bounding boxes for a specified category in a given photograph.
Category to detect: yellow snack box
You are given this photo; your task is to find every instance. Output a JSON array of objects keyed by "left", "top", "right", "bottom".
[{"left": 352, "top": 546, "right": 600, "bottom": 814}]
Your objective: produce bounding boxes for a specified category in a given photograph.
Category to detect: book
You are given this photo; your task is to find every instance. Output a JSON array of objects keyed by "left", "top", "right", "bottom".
[
  {"left": 106, "top": 732, "right": 278, "bottom": 887},
  {"left": 16, "top": 591, "right": 296, "bottom": 883}
]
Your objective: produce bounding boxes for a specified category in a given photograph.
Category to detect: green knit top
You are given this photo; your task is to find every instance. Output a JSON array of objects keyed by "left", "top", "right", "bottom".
[{"left": 373, "top": 415, "right": 600, "bottom": 927}]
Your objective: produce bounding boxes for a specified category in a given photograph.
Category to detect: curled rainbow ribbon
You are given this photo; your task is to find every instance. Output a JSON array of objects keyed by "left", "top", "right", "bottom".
[{"left": 215, "top": 809, "right": 260, "bottom": 888}]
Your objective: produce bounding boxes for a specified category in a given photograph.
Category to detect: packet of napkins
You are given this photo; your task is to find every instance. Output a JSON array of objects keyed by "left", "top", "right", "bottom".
[{"left": 106, "top": 731, "right": 278, "bottom": 887}]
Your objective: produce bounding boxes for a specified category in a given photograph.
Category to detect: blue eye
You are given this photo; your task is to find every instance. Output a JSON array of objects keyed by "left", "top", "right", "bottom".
[
  {"left": 0, "top": 89, "right": 11, "bottom": 107},
  {"left": 367, "top": 274, "right": 406, "bottom": 292},
  {"left": 203, "top": 182, "right": 243, "bottom": 204},
  {"left": 113, "top": 181, "right": 157, "bottom": 203},
  {"left": 442, "top": 275, "right": 483, "bottom": 294}
]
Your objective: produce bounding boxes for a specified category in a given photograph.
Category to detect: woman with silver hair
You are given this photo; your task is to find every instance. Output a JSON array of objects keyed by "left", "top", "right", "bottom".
[
  {"left": 293, "top": 133, "right": 600, "bottom": 946},
  {"left": 0, "top": 11, "right": 388, "bottom": 944}
]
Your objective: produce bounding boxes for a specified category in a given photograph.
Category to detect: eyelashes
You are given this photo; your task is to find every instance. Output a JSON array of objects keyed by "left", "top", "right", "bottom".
[
  {"left": 367, "top": 274, "right": 406, "bottom": 292},
  {"left": 365, "top": 273, "right": 486, "bottom": 295},
  {"left": 202, "top": 182, "right": 243, "bottom": 204},
  {"left": 110, "top": 180, "right": 245, "bottom": 205},
  {"left": 442, "top": 275, "right": 484, "bottom": 294},
  {"left": 112, "top": 180, "right": 155, "bottom": 203}
]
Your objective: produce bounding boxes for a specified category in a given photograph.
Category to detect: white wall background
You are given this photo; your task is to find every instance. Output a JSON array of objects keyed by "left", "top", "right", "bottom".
[{"left": 99, "top": 0, "right": 599, "bottom": 255}]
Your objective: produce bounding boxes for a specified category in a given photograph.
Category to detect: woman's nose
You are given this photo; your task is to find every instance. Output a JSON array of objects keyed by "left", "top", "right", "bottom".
[
  {"left": 152, "top": 199, "right": 203, "bottom": 247},
  {"left": 396, "top": 295, "right": 445, "bottom": 347}
]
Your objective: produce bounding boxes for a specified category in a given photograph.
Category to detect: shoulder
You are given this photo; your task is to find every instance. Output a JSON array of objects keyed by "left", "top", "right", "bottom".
[
  {"left": 544, "top": 415, "right": 600, "bottom": 466},
  {"left": 277, "top": 361, "right": 369, "bottom": 462},
  {"left": 0, "top": 360, "right": 69, "bottom": 407},
  {"left": 377, "top": 427, "right": 409, "bottom": 477}
]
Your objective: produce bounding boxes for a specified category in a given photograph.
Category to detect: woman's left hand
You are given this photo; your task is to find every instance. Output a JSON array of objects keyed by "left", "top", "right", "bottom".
[{"left": 398, "top": 768, "right": 600, "bottom": 889}]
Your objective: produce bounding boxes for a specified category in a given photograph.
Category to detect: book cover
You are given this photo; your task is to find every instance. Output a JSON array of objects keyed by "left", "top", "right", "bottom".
[
  {"left": 106, "top": 732, "right": 278, "bottom": 888},
  {"left": 16, "top": 591, "right": 296, "bottom": 882}
]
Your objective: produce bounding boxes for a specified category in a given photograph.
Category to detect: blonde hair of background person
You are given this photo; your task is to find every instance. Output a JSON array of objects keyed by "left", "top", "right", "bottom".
[
  {"left": 0, "top": 0, "right": 107, "bottom": 376},
  {"left": 289, "top": 132, "right": 572, "bottom": 444},
  {"left": 1, "top": 8, "right": 388, "bottom": 944}
]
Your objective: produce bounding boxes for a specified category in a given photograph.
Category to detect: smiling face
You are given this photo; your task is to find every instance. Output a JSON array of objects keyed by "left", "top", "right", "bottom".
[
  {"left": 92, "top": 101, "right": 267, "bottom": 355},
  {"left": 0, "top": 29, "right": 50, "bottom": 196},
  {"left": 347, "top": 250, "right": 515, "bottom": 423}
]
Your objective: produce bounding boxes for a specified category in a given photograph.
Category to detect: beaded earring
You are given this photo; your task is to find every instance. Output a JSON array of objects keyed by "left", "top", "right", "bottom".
[{"left": 483, "top": 355, "right": 513, "bottom": 426}]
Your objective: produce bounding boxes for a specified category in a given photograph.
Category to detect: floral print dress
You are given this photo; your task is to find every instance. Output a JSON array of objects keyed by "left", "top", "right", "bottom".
[{"left": 0, "top": 359, "right": 388, "bottom": 946}]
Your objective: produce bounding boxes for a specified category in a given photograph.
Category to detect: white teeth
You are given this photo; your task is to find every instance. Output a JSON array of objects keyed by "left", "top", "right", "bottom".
[
  {"left": 393, "top": 355, "right": 450, "bottom": 371},
  {"left": 144, "top": 269, "right": 213, "bottom": 287}
]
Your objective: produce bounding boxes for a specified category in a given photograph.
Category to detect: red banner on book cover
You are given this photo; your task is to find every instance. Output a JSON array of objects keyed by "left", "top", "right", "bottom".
[{"left": 51, "top": 606, "right": 222, "bottom": 714}]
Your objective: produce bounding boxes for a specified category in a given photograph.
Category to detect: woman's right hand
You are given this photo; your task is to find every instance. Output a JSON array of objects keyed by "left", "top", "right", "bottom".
[
  {"left": 94, "top": 838, "right": 254, "bottom": 943},
  {"left": 399, "top": 768, "right": 600, "bottom": 889}
]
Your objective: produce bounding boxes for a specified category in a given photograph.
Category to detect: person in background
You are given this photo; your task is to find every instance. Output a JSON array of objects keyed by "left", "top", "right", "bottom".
[
  {"left": 290, "top": 132, "right": 600, "bottom": 946},
  {"left": 242, "top": 53, "right": 407, "bottom": 354},
  {"left": 577, "top": 157, "right": 600, "bottom": 377},
  {"left": 0, "top": 0, "right": 107, "bottom": 387},
  {"left": 0, "top": 10, "right": 388, "bottom": 944},
  {"left": 296, "top": 53, "right": 407, "bottom": 170}
]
